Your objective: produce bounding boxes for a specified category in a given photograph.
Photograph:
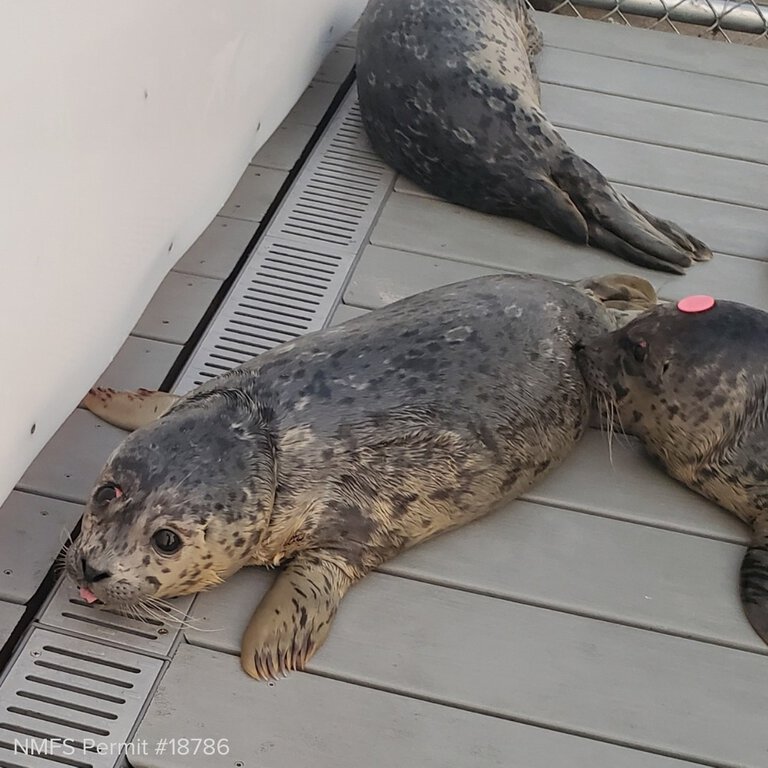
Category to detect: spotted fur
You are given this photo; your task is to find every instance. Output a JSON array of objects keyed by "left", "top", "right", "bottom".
[
  {"left": 356, "top": 0, "right": 711, "bottom": 273},
  {"left": 578, "top": 300, "right": 768, "bottom": 646},
  {"left": 70, "top": 273, "right": 657, "bottom": 679}
]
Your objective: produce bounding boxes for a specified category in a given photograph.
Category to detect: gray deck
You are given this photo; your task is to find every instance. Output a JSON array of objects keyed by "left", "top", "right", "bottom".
[{"left": 2, "top": 14, "right": 768, "bottom": 768}]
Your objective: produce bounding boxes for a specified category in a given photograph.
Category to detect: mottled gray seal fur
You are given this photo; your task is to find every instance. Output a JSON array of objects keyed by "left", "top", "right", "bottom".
[
  {"left": 71, "top": 273, "right": 657, "bottom": 679},
  {"left": 356, "top": 0, "right": 712, "bottom": 273},
  {"left": 578, "top": 299, "right": 768, "bottom": 646}
]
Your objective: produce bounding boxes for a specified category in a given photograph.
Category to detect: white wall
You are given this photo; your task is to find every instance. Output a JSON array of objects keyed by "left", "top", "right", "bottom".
[{"left": 0, "top": 0, "right": 366, "bottom": 506}]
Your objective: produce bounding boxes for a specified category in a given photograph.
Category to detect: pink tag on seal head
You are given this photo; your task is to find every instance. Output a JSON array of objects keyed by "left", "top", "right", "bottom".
[{"left": 677, "top": 295, "right": 715, "bottom": 314}]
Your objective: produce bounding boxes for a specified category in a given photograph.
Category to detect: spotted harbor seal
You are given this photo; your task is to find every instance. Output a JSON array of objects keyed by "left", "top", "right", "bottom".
[
  {"left": 71, "top": 273, "right": 657, "bottom": 680},
  {"left": 356, "top": 0, "right": 712, "bottom": 273},
  {"left": 578, "top": 298, "right": 768, "bottom": 645}
]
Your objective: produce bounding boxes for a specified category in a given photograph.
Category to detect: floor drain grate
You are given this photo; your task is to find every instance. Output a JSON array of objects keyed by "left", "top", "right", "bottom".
[
  {"left": 0, "top": 629, "right": 162, "bottom": 768},
  {"left": 173, "top": 87, "right": 395, "bottom": 394},
  {"left": 36, "top": 579, "right": 194, "bottom": 659}
]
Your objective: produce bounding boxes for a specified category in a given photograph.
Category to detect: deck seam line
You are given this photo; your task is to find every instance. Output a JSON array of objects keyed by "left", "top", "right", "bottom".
[
  {"left": 543, "top": 41, "right": 768, "bottom": 89},
  {"left": 541, "top": 77, "right": 768, "bottom": 125}
]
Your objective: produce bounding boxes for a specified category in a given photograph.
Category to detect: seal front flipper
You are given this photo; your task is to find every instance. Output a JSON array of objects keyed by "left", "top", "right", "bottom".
[
  {"left": 80, "top": 387, "right": 181, "bottom": 430},
  {"left": 241, "top": 551, "right": 355, "bottom": 680},
  {"left": 740, "top": 532, "right": 768, "bottom": 644}
]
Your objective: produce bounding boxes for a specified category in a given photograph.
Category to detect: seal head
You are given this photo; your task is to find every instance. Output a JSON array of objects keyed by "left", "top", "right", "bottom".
[
  {"left": 578, "top": 299, "right": 768, "bottom": 645},
  {"left": 65, "top": 392, "right": 276, "bottom": 609}
]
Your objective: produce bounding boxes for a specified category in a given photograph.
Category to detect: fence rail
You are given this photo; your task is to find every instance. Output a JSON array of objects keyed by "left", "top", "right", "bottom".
[{"left": 533, "top": 0, "right": 768, "bottom": 44}]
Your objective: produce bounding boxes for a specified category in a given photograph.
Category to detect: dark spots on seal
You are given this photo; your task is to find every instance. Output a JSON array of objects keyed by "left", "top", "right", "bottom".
[
  {"left": 392, "top": 492, "right": 419, "bottom": 518},
  {"left": 146, "top": 575, "right": 160, "bottom": 587},
  {"left": 233, "top": 536, "right": 246, "bottom": 548},
  {"left": 142, "top": 555, "right": 150, "bottom": 566}
]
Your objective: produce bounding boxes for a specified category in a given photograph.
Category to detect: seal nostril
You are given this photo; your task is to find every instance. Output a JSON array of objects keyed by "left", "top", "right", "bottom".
[{"left": 81, "top": 557, "right": 111, "bottom": 583}]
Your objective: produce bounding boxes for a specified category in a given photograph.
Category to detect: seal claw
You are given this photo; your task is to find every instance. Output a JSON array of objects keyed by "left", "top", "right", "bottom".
[{"left": 240, "top": 552, "right": 353, "bottom": 681}]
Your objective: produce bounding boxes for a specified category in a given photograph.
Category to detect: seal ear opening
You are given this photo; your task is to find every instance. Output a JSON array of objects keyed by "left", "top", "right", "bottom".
[{"left": 739, "top": 541, "right": 768, "bottom": 645}]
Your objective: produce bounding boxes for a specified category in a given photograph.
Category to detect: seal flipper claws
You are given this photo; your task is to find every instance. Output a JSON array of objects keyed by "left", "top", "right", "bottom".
[
  {"left": 740, "top": 541, "right": 768, "bottom": 644},
  {"left": 241, "top": 552, "right": 354, "bottom": 680},
  {"left": 81, "top": 387, "right": 181, "bottom": 431}
]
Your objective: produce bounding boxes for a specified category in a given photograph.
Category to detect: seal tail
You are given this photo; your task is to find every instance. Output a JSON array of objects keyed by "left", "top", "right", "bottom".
[
  {"left": 740, "top": 535, "right": 768, "bottom": 644},
  {"left": 549, "top": 150, "right": 712, "bottom": 274}
]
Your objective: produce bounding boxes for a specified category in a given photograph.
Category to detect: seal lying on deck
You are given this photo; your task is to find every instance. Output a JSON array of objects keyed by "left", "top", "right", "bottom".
[
  {"left": 578, "top": 298, "right": 768, "bottom": 646},
  {"left": 356, "top": 0, "right": 712, "bottom": 273},
  {"left": 70, "top": 273, "right": 657, "bottom": 680}
]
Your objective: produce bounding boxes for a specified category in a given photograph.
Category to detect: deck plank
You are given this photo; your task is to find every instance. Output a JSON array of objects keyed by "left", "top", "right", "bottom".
[
  {"left": 560, "top": 128, "right": 768, "bottom": 209},
  {"left": 16, "top": 410, "right": 126, "bottom": 505},
  {"left": 363, "top": 196, "right": 768, "bottom": 310},
  {"left": 219, "top": 165, "right": 288, "bottom": 223},
  {"left": 251, "top": 123, "right": 316, "bottom": 171},
  {"left": 187, "top": 571, "right": 768, "bottom": 767},
  {"left": 396, "top": 173, "right": 768, "bottom": 261},
  {"left": 174, "top": 216, "right": 256, "bottom": 280},
  {"left": 132, "top": 643, "right": 701, "bottom": 768},
  {"left": 315, "top": 45, "right": 356, "bottom": 85},
  {"left": 0, "top": 601, "right": 24, "bottom": 648},
  {"left": 329, "top": 302, "right": 369, "bottom": 325},
  {"left": 285, "top": 81, "right": 341, "bottom": 127},
  {"left": 94, "top": 336, "right": 182, "bottom": 391},
  {"left": 536, "top": 13, "right": 768, "bottom": 85},
  {"left": 544, "top": 84, "right": 768, "bottom": 164},
  {"left": 0, "top": 492, "right": 81, "bottom": 604},
  {"left": 132, "top": 271, "right": 222, "bottom": 345},
  {"left": 538, "top": 46, "right": 768, "bottom": 123}
]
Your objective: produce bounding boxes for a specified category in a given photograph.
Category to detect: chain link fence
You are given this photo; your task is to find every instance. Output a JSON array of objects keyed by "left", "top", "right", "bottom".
[{"left": 530, "top": 0, "right": 768, "bottom": 45}]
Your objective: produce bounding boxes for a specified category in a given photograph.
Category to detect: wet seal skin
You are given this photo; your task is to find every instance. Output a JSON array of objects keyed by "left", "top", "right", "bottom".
[
  {"left": 578, "top": 298, "right": 768, "bottom": 646},
  {"left": 72, "top": 273, "right": 657, "bottom": 680},
  {"left": 356, "top": 0, "right": 712, "bottom": 273}
]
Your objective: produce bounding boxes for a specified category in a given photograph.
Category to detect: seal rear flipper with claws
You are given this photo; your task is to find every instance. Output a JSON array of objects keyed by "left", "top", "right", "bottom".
[
  {"left": 356, "top": 0, "right": 712, "bottom": 272},
  {"left": 241, "top": 551, "right": 355, "bottom": 680},
  {"left": 551, "top": 152, "right": 711, "bottom": 273},
  {"left": 740, "top": 534, "right": 768, "bottom": 644},
  {"left": 81, "top": 387, "right": 181, "bottom": 431}
]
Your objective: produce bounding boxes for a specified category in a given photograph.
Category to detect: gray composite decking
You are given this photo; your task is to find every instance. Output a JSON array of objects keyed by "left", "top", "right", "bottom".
[{"left": 1, "top": 13, "right": 767, "bottom": 768}]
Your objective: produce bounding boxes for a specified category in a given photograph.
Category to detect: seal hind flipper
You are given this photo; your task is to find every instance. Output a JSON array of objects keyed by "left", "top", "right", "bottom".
[
  {"left": 241, "top": 551, "right": 355, "bottom": 680},
  {"left": 553, "top": 153, "right": 701, "bottom": 273},
  {"left": 625, "top": 199, "right": 712, "bottom": 263},
  {"left": 740, "top": 536, "right": 768, "bottom": 644},
  {"left": 81, "top": 387, "right": 180, "bottom": 431}
]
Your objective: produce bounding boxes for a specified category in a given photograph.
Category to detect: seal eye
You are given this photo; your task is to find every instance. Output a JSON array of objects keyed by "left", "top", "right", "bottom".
[
  {"left": 152, "top": 529, "right": 182, "bottom": 555},
  {"left": 633, "top": 340, "right": 648, "bottom": 363},
  {"left": 94, "top": 484, "right": 122, "bottom": 505}
]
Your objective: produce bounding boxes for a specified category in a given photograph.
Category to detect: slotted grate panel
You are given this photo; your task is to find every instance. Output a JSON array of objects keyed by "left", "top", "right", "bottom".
[
  {"left": 174, "top": 87, "right": 395, "bottom": 393},
  {"left": 0, "top": 629, "right": 161, "bottom": 768},
  {"left": 37, "top": 580, "right": 194, "bottom": 658}
]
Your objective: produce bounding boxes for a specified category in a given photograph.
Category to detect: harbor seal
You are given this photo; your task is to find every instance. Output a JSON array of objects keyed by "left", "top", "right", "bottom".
[
  {"left": 70, "top": 273, "right": 657, "bottom": 680},
  {"left": 356, "top": 0, "right": 712, "bottom": 273},
  {"left": 577, "top": 297, "right": 768, "bottom": 645}
]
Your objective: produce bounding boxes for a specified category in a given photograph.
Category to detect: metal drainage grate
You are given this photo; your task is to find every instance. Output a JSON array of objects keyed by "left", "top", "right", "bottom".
[
  {"left": 174, "top": 87, "right": 396, "bottom": 394},
  {"left": 0, "top": 629, "right": 162, "bottom": 768},
  {"left": 36, "top": 579, "right": 194, "bottom": 658}
]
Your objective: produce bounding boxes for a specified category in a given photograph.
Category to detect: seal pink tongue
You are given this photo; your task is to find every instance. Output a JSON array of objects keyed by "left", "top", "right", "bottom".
[{"left": 79, "top": 586, "right": 99, "bottom": 604}]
